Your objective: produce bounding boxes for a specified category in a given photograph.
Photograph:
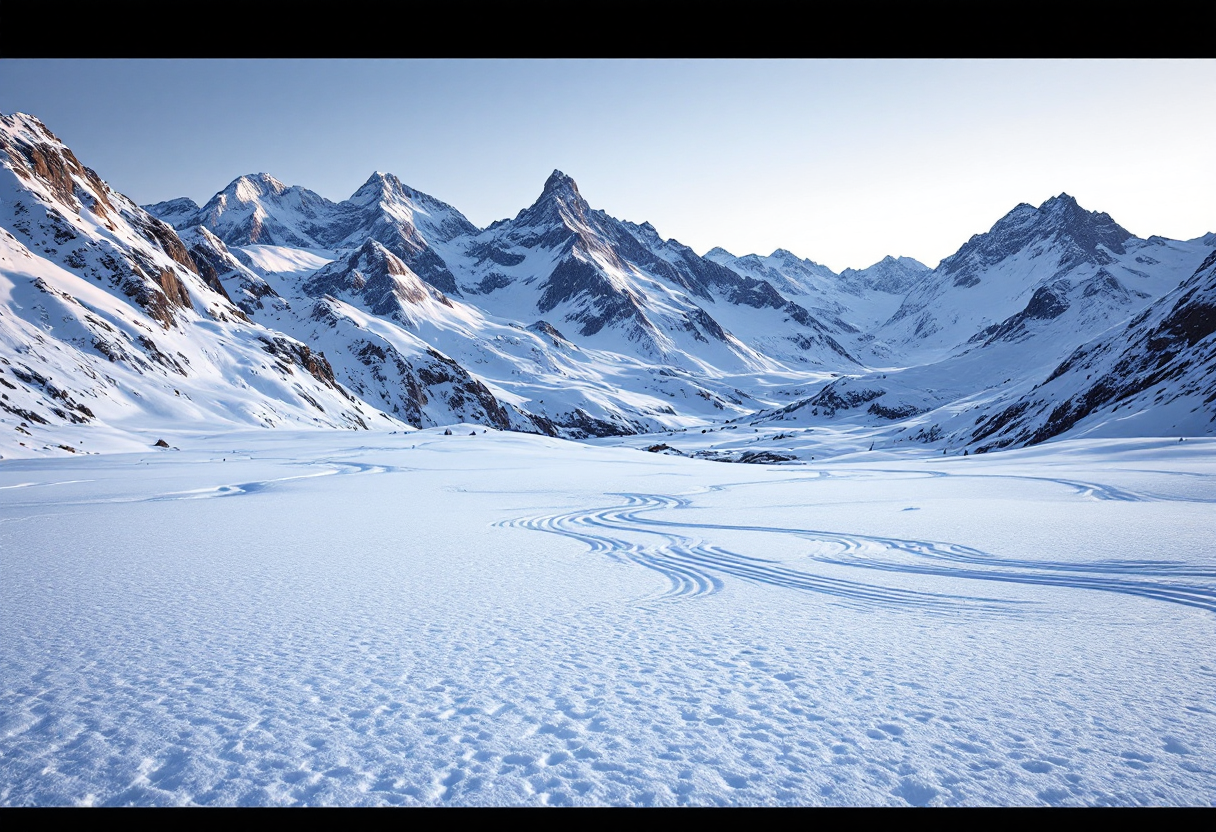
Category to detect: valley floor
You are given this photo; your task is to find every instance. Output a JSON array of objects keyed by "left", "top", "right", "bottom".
[{"left": 1, "top": 429, "right": 1213, "bottom": 806}]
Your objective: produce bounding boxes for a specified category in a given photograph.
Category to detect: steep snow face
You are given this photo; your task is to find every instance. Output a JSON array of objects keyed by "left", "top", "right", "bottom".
[
  {"left": 320, "top": 172, "right": 476, "bottom": 296},
  {"left": 968, "top": 248, "right": 1216, "bottom": 451},
  {"left": 171, "top": 236, "right": 556, "bottom": 435},
  {"left": 748, "top": 244, "right": 1216, "bottom": 456},
  {"left": 338, "top": 172, "right": 477, "bottom": 246},
  {"left": 877, "top": 194, "right": 1207, "bottom": 362},
  {"left": 702, "top": 249, "right": 930, "bottom": 359},
  {"left": 0, "top": 113, "right": 391, "bottom": 458}
]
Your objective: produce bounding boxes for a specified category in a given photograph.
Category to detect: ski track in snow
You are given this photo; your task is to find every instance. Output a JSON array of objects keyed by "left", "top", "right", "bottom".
[
  {"left": 499, "top": 495, "right": 1012, "bottom": 614},
  {"left": 0, "top": 459, "right": 409, "bottom": 508},
  {"left": 502, "top": 467, "right": 1216, "bottom": 615}
]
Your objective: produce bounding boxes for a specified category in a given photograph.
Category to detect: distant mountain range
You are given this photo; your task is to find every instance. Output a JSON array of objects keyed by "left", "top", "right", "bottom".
[{"left": 1, "top": 111, "right": 1212, "bottom": 458}]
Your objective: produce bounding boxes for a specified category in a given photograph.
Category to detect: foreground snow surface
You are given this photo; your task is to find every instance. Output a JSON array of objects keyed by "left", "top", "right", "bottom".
[{"left": 1, "top": 430, "right": 1214, "bottom": 806}]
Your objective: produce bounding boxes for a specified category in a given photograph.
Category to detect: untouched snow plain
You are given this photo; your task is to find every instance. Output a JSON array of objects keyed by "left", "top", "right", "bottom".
[{"left": 1, "top": 427, "right": 1214, "bottom": 807}]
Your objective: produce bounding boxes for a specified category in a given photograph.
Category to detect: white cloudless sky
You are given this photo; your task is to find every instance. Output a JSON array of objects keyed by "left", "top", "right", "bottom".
[{"left": 1, "top": 59, "right": 1212, "bottom": 272}]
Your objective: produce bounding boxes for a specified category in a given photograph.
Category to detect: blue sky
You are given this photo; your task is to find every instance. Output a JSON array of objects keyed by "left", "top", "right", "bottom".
[{"left": 2, "top": 59, "right": 1212, "bottom": 271}]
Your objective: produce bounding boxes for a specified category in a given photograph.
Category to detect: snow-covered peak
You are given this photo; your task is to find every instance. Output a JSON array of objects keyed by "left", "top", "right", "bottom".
[
  {"left": 704, "top": 246, "right": 736, "bottom": 261},
  {"left": 930, "top": 193, "right": 1134, "bottom": 293},
  {"left": 339, "top": 238, "right": 416, "bottom": 279},
  {"left": 890, "top": 255, "right": 927, "bottom": 270},
  {"left": 1, "top": 111, "right": 115, "bottom": 216},
  {"left": 303, "top": 238, "right": 454, "bottom": 325},
  {"left": 0, "top": 112, "right": 68, "bottom": 152},
  {"left": 511, "top": 169, "right": 592, "bottom": 232},
  {"left": 840, "top": 255, "right": 930, "bottom": 295},
  {"left": 231, "top": 172, "right": 289, "bottom": 202},
  {"left": 969, "top": 247, "right": 1216, "bottom": 451},
  {"left": 348, "top": 171, "right": 406, "bottom": 204},
  {"left": 185, "top": 174, "right": 339, "bottom": 248},
  {"left": 339, "top": 171, "right": 477, "bottom": 247},
  {"left": 144, "top": 196, "right": 201, "bottom": 227},
  {"left": 1037, "top": 193, "right": 1130, "bottom": 251}
]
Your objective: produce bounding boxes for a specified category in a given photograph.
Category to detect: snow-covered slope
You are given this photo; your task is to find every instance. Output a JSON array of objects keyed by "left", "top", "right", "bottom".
[
  {"left": 170, "top": 233, "right": 539, "bottom": 433},
  {"left": 968, "top": 248, "right": 1216, "bottom": 451},
  {"left": 167, "top": 173, "right": 340, "bottom": 249},
  {"left": 878, "top": 195, "right": 1207, "bottom": 362},
  {"left": 0, "top": 115, "right": 587, "bottom": 457},
  {"left": 5, "top": 430, "right": 1214, "bottom": 805},
  {"left": 840, "top": 255, "right": 930, "bottom": 296},
  {"left": 711, "top": 204, "right": 1213, "bottom": 456},
  {"left": 0, "top": 113, "right": 398, "bottom": 458}
]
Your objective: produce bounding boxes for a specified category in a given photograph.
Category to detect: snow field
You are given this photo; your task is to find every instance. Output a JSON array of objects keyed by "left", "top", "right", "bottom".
[{"left": 1, "top": 430, "right": 1213, "bottom": 805}]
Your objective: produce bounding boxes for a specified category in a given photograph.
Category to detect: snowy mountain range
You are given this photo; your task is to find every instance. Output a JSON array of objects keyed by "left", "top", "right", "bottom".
[{"left": 1, "top": 111, "right": 1212, "bottom": 459}]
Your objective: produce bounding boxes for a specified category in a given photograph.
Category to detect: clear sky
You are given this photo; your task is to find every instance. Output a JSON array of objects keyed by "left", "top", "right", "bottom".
[{"left": 1, "top": 59, "right": 1212, "bottom": 272}]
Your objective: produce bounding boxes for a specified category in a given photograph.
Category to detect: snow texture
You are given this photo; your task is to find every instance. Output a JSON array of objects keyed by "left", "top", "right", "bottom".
[{"left": 1, "top": 430, "right": 1213, "bottom": 806}]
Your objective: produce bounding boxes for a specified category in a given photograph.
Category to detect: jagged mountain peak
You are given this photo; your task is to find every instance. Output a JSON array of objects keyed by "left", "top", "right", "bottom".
[
  {"left": 1034, "top": 193, "right": 1127, "bottom": 241},
  {"left": 184, "top": 173, "right": 337, "bottom": 248},
  {"left": 542, "top": 169, "right": 581, "bottom": 199},
  {"left": 4, "top": 111, "right": 49, "bottom": 130},
  {"left": 837, "top": 254, "right": 930, "bottom": 297},
  {"left": 929, "top": 192, "right": 1134, "bottom": 293},
  {"left": 848, "top": 254, "right": 929, "bottom": 273},
  {"left": 1039, "top": 192, "right": 1081, "bottom": 213},
  {"left": 505, "top": 169, "right": 593, "bottom": 238},
  {"left": 1025, "top": 193, "right": 1130, "bottom": 246},
  {"left": 304, "top": 237, "right": 452, "bottom": 323},
  {"left": 766, "top": 248, "right": 836, "bottom": 274},
  {"left": 340, "top": 170, "right": 478, "bottom": 248},
  {"left": 531, "top": 169, "right": 589, "bottom": 217}
]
